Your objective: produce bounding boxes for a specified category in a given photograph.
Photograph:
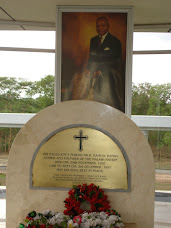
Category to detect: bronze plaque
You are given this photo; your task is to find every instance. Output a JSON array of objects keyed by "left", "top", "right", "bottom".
[{"left": 32, "top": 127, "right": 128, "bottom": 189}]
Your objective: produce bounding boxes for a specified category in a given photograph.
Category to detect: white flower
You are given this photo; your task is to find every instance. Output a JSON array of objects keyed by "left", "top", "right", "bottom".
[
  {"left": 68, "top": 219, "right": 79, "bottom": 228},
  {"left": 115, "top": 222, "right": 124, "bottom": 228},
  {"left": 50, "top": 210, "right": 57, "bottom": 216},
  {"left": 48, "top": 217, "right": 57, "bottom": 225},
  {"left": 33, "top": 215, "right": 41, "bottom": 221},
  {"left": 101, "top": 219, "right": 109, "bottom": 227},
  {"left": 41, "top": 210, "right": 51, "bottom": 216},
  {"left": 43, "top": 211, "right": 124, "bottom": 228},
  {"left": 108, "top": 215, "right": 118, "bottom": 222},
  {"left": 91, "top": 218, "right": 101, "bottom": 226},
  {"left": 47, "top": 212, "right": 68, "bottom": 225},
  {"left": 99, "top": 212, "right": 108, "bottom": 220}
]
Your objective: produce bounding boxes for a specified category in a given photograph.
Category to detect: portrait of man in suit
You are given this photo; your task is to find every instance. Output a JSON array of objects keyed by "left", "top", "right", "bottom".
[
  {"left": 86, "top": 16, "right": 124, "bottom": 111},
  {"left": 61, "top": 12, "right": 127, "bottom": 112}
]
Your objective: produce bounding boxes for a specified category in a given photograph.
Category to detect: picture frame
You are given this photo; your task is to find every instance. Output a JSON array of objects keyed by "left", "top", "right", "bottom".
[{"left": 55, "top": 6, "right": 133, "bottom": 116}]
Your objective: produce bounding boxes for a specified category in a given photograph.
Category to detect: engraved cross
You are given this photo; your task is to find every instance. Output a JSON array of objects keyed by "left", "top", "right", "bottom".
[{"left": 73, "top": 130, "right": 88, "bottom": 151}]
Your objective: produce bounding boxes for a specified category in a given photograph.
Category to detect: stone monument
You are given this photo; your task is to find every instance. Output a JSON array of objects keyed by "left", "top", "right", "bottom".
[{"left": 6, "top": 100, "right": 155, "bottom": 228}]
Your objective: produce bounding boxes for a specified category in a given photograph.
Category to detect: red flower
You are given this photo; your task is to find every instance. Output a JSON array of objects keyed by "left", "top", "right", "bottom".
[
  {"left": 26, "top": 216, "right": 33, "bottom": 221},
  {"left": 73, "top": 215, "right": 82, "bottom": 224},
  {"left": 40, "top": 225, "right": 45, "bottom": 228},
  {"left": 64, "top": 184, "right": 111, "bottom": 215}
]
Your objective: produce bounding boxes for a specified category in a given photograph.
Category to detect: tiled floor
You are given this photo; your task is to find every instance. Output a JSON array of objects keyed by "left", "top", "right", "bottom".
[
  {"left": 154, "top": 201, "right": 171, "bottom": 228},
  {"left": 0, "top": 198, "right": 5, "bottom": 228}
]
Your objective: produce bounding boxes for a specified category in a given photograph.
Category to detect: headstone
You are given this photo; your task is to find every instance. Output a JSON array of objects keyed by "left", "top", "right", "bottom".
[{"left": 6, "top": 101, "right": 155, "bottom": 228}]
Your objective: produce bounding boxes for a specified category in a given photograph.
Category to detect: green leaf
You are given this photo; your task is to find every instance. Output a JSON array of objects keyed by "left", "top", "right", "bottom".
[
  {"left": 19, "top": 223, "right": 25, "bottom": 228},
  {"left": 98, "top": 192, "right": 103, "bottom": 199},
  {"left": 29, "top": 211, "right": 37, "bottom": 218},
  {"left": 61, "top": 221, "right": 67, "bottom": 228},
  {"left": 42, "top": 217, "right": 47, "bottom": 224},
  {"left": 52, "top": 224, "right": 60, "bottom": 228},
  {"left": 76, "top": 195, "right": 79, "bottom": 202},
  {"left": 25, "top": 219, "right": 29, "bottom": 224}
]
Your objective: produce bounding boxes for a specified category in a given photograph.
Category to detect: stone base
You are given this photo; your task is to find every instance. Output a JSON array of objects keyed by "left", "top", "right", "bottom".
[
  {"left": 6, "top": 101, "right": 155, "bottom": 228},
  {"left": 124, "top": 224, "right": 137, "bottom": 228}
]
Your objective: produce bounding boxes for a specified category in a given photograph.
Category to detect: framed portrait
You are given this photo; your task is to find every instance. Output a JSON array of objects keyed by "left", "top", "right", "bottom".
[{"left": 56, "top": 6, "right": 133, "bottom": 116}]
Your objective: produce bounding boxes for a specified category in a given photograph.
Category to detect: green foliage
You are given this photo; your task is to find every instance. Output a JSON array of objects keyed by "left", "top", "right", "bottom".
[
  {"left": 0, "top": 173, "right": 6, "bottom": 186},
  {"left": 132, "top": 83, "right": 171, "bottom": 170},
  {"left": 0, "top": 128, "right": 20, "bottom": 153},
  {"left": 28, "top": 75, "right": 54, "bottom": 109},
  {"left": 0, "top": 75, "right": 54, "bottom": 153},
  {"left": 132, "top": 82, "right": 171, "bottom": 149},
  {"left": 132, "top": 82, "right": 151, "bottom": 115},
  {"left": 147, "top": 83, "right": 171, "bottom": 116},
  {"left": 0, "top": 77, "right": 170, "bottom": 156},
  {"left": 148, "top": 131, "right": 171, "bottom": 148},
  {"left": 132, "top": 82, "right": 171, "bottom": 116},
  {"left": 0, "top": 75, "right": 54, "bottom": 113},
  {"left": 163, "top": 132, "right": 171, "bottom": 146}
]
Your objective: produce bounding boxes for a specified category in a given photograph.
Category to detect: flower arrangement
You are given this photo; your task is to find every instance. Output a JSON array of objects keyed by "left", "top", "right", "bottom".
[
  {"left": 20, "top": 210, "right": 123, "bottom": 228},
  {"left": 64, "top": 183, "right": 110, "bottom": 215},
  {"left": 19, "top": 184, "right": 124, "bottom": 228}
]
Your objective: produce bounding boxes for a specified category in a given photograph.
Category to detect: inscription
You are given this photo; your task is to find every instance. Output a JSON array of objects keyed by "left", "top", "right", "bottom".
[
  {"left": 32, "top": 127, "right": 128, "bottom": 189},
  {"left": 42, "top": 152, "right": 118, "bottom": 182}
]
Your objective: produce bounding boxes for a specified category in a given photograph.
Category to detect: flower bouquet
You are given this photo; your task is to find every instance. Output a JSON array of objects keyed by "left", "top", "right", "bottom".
[{"left": 19, "top": 184, "right": 124, "bottom": 228}]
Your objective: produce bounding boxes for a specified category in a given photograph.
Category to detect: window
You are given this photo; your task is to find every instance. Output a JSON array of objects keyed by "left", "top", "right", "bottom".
[{"left": 132, "top": 32, "right": 171, "bottom": 191}]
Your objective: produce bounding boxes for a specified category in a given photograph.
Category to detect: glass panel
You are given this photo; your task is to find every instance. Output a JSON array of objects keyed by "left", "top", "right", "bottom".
[
  {"left": 0, "top": 51, "right": 55, "bottom": 81},
  {"left": 133, "top": 32, "right": 171, "bottom": 51},
  {"left": 0, "top": 127, "right": 20, "bottom": 187},
  {"left": 132, "top": 54, "right": 171, "bottom": 85},
  {"left": 0, "top": 31, "right": 55, "bottom": 49},
  {"left": 0, "top": 51, "right": 55, "bottom": 113},
  {"left": 148, "top": 130, "right": 171, "bottom": 191},
  {"left": 132, "top": 82, "right": 170, "bottom": 116},
  {"left": 0, "top": 185, "right": 6, "bottom": 222},
  {"left": 0, "top": 75, "right": 54, "bottom": 113},
  {"left": 132, "top": 39, "right": 171, "bottom": 192},
  {"left": 0, "top": 174, "right": 6, "bottom": 187}
]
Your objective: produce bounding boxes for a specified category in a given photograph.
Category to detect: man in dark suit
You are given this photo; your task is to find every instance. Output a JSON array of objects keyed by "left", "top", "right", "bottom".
[{"left": 86, "top": 16, "right": 124, "bottom": 111}]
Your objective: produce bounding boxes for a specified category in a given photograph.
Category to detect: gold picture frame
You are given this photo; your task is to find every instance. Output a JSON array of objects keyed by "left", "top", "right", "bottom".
[{"left": 56, "top": 6, "right": 133, "bottom": 115}]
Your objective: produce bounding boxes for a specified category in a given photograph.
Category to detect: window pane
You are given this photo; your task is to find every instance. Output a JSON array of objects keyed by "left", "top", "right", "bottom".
[
  {"left": 132, "top": 30, "right": 171, "bottom": 192},
  {"left": 0, "top": 127, "right": 18, "bottom": 187},
  {"left": 0, "top": 51, "right": 55, "bottom": 81},
  {"left": 149, "top": 130, "right": 171, "bottom": 191},
  {"left": 0, "top": 51, "right": 55, "bottom": 113},
  {"left": 0, "top": 31, "right": 55, "bottom": 49},
  {"left": 132, "top": 54, "right": 171, "bottom": 85},
  {"left": 0, "top": 127, "right": 20, "bottom": 187},
  {"left": 133, "top": 32, "right": 171, "bottom": 51}
]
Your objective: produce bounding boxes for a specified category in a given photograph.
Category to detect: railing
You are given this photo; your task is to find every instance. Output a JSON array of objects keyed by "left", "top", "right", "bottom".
[
  {"left": 0, "top": 113, "right": 170, "bottom": 175},
  {"left": 0, "top": 113, "right": 171, "bottom": 133}
]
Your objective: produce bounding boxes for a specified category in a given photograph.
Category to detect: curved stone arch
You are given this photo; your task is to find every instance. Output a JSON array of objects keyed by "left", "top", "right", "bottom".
[{"left": 6, "top": 100, "right": 155, "bottom": 228}]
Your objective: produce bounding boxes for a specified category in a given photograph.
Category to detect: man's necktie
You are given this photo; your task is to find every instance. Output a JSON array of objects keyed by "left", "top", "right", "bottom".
[{"left": 98, "top": 36, "right": 102, "bottom": 46}]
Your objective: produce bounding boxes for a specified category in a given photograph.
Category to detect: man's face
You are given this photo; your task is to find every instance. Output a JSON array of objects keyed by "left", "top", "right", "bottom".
[{"left": 96, "top": 19, "right": 109, "bottom": 36}]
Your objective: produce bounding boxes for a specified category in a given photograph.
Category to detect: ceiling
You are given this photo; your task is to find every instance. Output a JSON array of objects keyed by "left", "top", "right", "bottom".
[{"left": 0, "top": 0, "right": 171, "bottom": 32}]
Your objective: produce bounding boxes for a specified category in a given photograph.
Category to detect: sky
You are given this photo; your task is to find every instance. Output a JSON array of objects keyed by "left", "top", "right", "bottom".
[
  {"left": 0, "top": 31, "right": 171, "bottom": 85},
  {"left": 133, "top": 32, "right": 171, "bottom": 85}
]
